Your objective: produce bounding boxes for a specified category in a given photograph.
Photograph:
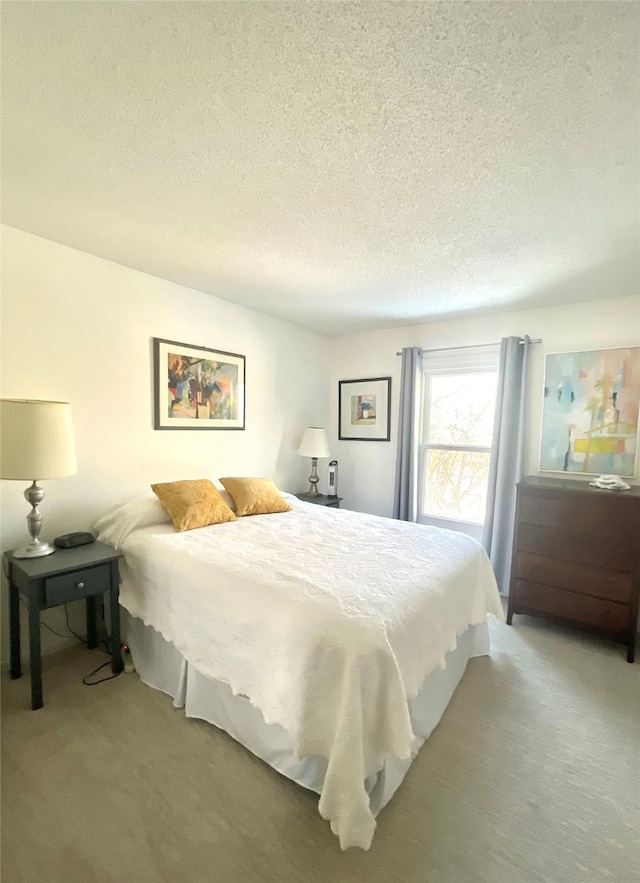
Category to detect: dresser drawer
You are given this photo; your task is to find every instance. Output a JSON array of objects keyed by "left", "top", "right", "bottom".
[
  {"left": 513, "top": 580, "right": 630, "bottom": 634},
  {"left": 45, "top": 564, "right": 111, "bottom": 607},
  {"left": 516, "top": 552, "right": 634, "bottom": 604},
  {"left": 519, "top": 493, "right": 640, "bottom": 541},
  {"left": 517, "top": 523, "right": 638, "bottom": 574}
]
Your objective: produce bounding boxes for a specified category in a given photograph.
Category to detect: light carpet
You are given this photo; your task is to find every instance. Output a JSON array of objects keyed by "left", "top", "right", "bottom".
[{"left": 2, "top": 615, "right": 638, "bottom": 883}]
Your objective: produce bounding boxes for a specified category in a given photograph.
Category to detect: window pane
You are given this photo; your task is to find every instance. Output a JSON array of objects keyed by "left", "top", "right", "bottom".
[
  {"left": 422, "top": 449, "right": 492, "bottom": 524},
  {"left": 426, "top": 372, "right": 498, "bottom": 446}
]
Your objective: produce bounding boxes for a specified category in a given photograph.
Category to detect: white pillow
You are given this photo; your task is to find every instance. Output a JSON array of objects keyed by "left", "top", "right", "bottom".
[{"left": 94, "top": 495, "right": 172, "bottom": 549}]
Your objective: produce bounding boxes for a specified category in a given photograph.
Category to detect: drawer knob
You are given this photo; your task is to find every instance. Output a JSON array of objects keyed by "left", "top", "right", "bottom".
[{"left": 77, "top": 581, "right": 85, "bottom": 589}]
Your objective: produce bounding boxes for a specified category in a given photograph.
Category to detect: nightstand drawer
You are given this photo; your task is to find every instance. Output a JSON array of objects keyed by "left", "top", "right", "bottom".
[{"left": 45, "top": 564, "right": 111, "bottom": 607}]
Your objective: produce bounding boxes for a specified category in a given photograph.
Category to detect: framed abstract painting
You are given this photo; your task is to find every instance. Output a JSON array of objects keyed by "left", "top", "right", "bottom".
[
  {"left": 539, "top": 346, "right": 640, "bottom": 477},
  {"left": 338, "top": 377, "right": 391, "bottom": 441},
  {"left": 153, "top": 338, "right": 245, "bottom": 430}
]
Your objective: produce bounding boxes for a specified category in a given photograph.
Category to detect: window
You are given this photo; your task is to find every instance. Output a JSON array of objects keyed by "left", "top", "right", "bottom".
[{"left": 418, "top": 348, "right": 499, "bottom": 541}]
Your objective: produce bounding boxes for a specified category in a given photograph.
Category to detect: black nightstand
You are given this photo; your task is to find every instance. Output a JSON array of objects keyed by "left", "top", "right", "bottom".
[
  {"left": 295, "top": 493, "right": 343, "bottom": 509},
  {"left": 5, "top": 542, "right": 123, "bottom": 709}
]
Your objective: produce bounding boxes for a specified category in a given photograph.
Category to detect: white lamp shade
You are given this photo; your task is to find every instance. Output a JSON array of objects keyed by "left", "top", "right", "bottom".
[
  {"left": 298, "top": 427, "right": 330, "bottom": 458},
  {"left": 1, "top": 399, "right": 78, "bottom": 480}
]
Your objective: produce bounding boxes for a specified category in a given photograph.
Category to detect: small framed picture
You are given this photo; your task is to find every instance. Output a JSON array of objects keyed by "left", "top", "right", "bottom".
[
  {"left": 153, "top": 337, "right": 246, "bottom": 430},
  {"left": 338, "top": 377, "right": 391, "bottom": 441}
]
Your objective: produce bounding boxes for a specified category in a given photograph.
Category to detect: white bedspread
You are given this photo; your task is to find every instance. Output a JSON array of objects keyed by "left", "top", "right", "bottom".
[{"left": 96, "top": 496, "right": 502, "bottom": 849}]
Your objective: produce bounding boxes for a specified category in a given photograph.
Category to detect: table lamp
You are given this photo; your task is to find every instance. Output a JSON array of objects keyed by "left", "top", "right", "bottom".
[
  {"left": 298, "top": 427, "right": 330, "bottom": 496},
  {"left": 1, "top": 399, "right": 77, "bottom": 558}
]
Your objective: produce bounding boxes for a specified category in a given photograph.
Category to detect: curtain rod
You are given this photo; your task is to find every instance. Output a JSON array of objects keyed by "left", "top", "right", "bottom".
[{"left": 396, "top": 339, "right": 541, "bottom": 356}]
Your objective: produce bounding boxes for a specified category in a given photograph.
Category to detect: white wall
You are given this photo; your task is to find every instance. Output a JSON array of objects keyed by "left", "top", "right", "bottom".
[
  {"left": 0, "top": 225, "right": 330, "bottom": 659},
  {"left": 329, "top": 295, "right": 640, "bottom": 517}
]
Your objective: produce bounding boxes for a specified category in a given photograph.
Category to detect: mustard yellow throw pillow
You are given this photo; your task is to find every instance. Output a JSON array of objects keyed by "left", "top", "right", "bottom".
[
  {"left": 219, "top": 477, "right": 292, "bottom": 517},
  {"left": 151, "top": 479, "right": 236, "bottom": 531}
]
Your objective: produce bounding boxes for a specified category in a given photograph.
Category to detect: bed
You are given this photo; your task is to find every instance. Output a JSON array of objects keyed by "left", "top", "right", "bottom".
[{"left": 96, "top": 492, "right": 503, "bottom": 850}]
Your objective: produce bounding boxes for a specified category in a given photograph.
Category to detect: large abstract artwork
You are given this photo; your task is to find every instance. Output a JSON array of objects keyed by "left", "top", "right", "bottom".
[
  {"left": 153, "top": 338, "right": 245, "bottom": 430},
  {"left": 540, "top": 346, "right": 640, "bottom": 477}
]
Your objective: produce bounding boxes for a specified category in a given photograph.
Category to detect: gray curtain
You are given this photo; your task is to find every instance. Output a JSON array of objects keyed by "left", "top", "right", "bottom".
[
  {"left": 483, "top": 336, "right": 530, "bottom": 593},
  {"left": 393, "top": 347, "right": 423, "bottom": 521}
]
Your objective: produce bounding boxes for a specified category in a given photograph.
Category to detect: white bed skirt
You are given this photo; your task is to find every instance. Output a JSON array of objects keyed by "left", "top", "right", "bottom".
[{"left": 123, "top": 611, "right": 490, "bottom": 818}]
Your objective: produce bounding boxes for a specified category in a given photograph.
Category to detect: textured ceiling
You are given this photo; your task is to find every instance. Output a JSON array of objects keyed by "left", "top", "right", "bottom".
[{"left": 2, "top": 1, "right": 638, "bottom": 335}]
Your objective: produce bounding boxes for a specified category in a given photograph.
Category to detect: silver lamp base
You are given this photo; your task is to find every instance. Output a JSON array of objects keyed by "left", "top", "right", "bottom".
[
  {"left": 13, "top": 540, "right": 56, "bottom": 559},
  {"left": 13, "top": 481, "right": 56, "bottom": 558},
  {"left": 307, "top": 457, "right": 321, "bottom": 496}
]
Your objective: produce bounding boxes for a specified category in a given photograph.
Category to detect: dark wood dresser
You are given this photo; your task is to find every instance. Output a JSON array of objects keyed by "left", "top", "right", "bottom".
[{"left": 508, "top": 476, "right": 640, "bottom": 662}]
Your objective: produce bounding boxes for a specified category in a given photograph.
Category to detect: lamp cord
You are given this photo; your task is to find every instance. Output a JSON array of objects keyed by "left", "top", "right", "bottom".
[
  {"left": 82, "top": 660, "right": 122, "bottom": 686},
  {"left": 17, "top": 596, "right": 121, "bottom": 686}
]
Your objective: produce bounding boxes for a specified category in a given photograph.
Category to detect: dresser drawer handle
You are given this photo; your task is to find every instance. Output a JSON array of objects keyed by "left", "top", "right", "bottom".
[{"left": 77, "top": 581, "right": 85, "bottom": 589}]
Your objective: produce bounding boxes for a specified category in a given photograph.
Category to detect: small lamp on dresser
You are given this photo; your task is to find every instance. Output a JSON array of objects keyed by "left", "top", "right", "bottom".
[
  {"left": 298, "top": 427, "right": 330, "bottom": 496},
  {"left": 0, "top": 399, "right": 77, "bottom": 558}
]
